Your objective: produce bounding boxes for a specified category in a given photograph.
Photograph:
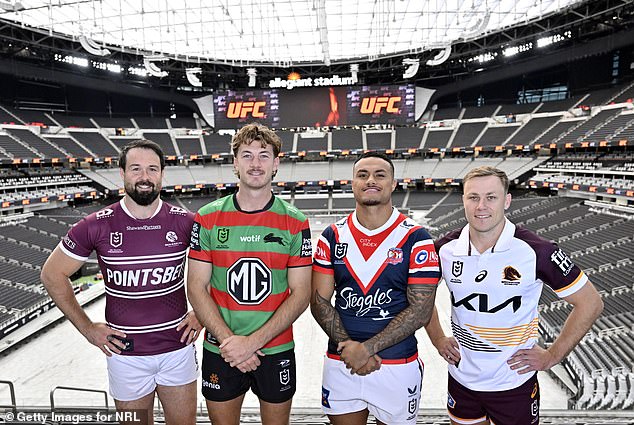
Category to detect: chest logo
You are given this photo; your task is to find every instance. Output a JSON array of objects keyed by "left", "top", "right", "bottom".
[
  {"left": 475, "top": 270, "right": 487, "bottom": 282},
  {"left": 386, "top": 247, "right": 403, "bottom": 265},
  {"left": 334, "top": 243, "right": 348, "bottom": 260},
  {"left": 502, "top": 266, "right": 522, "bottom": 282},
  {"left": 452, "top": 261, "right": 463, "bottom": 277},
  {"left": 110, "top": 232, "right": 123, "bottom": 248},
  {"left": 264, "top": 233, "right": 285, "bottom": 246},
  {"left": 227, "top": 258, "right": 271, "bottom": 305},
  {"left": 217, "top": 228, "right": 229, "bottom": 244}
]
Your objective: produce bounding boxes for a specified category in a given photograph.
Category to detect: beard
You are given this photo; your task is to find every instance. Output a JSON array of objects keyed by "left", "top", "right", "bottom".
[
  {"left": 125, "top": 181, "right": 160, "bottom": 206},
  {"left": 361, "top": 199, "right": 382, "bottom": 206}
]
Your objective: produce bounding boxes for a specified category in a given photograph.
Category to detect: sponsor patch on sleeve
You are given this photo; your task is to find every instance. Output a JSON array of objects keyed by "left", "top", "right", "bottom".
[
  {"left": 190, "top": 221, "right": 201, "bottom": 251},
  {"left": 300, "top": 228, "right": 312, "bottom": 258},
  {"left": 550, "top": 248, "right": 574, "bottom": 277},
  {"left": 62, "top": 235, "right": 77, "bottom": 251}
]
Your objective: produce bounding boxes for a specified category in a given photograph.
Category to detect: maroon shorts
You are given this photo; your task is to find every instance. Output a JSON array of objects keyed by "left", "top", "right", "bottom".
[{"left": 447, "top": 373, "right": 540, "bottom": 425}]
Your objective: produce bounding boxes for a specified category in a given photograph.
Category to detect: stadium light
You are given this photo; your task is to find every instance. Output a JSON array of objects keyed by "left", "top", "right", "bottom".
[
  {"left": 143, "top": 55, "right": 168, "bottom": 78},
  {"left": 350, "top": 64, "right": 359, "bottom": 83},
  {"left": 402, "top": 58, "right": 420, "bottom": 79},
  {"left": 0, "top": 1, "right": 24, "bottom": 11},
  {"left": 79, "top": 34, "right": 110, "bottom": 57},
  {"left": 247, "top": 68, "right": 257, "bottom": 87},
  {"left": 186, "top": 67, "right": 203, "bottom": 87},
  {"left": 426, "top": 46, "right": 452, "bottom": 66}
]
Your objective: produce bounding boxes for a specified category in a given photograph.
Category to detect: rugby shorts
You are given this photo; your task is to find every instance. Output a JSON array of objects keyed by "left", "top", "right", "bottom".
[
  {"left": 106, "top": 344, "right": 199, "bottom": 401},
  {"left": 201, "top": 348, "right": 296, "bottom": 404},
  {"left": 447, "top": 373, "right": 540, "bottom": 425},
  {"left": 321, "top": 354, "right": 423, "bottom": 425}
]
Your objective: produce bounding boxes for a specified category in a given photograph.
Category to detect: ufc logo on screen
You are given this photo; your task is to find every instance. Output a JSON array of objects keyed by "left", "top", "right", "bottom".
[
  {"left": 360, "top": 96, "right": 401, "bottom": 114},
  {"left": 227, "top": 101, "right": 266, "bottom": 118}
]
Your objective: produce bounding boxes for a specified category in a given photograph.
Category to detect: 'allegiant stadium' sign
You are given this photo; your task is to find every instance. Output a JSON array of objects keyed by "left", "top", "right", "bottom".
[{"left": 269, "top": 75, "right": 357, "bottom": 90}]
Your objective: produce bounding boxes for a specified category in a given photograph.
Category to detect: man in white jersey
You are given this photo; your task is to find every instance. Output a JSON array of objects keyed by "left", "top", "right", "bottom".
[
  {"left": 427, "top": 166, "right": 603, "bottom": 425},
  {"left": 41, "top": 140, "right": 201, "bottom": 425}
]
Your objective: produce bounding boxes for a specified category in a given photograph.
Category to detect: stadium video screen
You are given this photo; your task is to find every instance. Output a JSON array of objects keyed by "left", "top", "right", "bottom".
[
  {"left": 211, "top": 84, "right": 415, "bottom": 129},
  {"left": 213, "top": 89, "right": 280, "bottom": 129},
  {"left": 348, "top": 84, "right": 416, "bottom": 125}
]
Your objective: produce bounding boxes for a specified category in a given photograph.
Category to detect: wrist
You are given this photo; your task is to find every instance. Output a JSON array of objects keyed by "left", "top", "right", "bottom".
[
  {"left": 362, "top": 340, "right": 375, "bottom": 357},
  {"left": 545, "top": 346, "right": 562, "bottom": 367}
]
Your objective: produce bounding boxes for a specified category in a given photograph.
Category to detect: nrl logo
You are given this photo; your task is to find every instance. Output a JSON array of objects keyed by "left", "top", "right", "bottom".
[
  {"left": 110, "top": 232, "right": 123, "bottom": 248},
  {"left": 217, "top": 228, "right": 229, "bottom": 244},
  {"left": 279, "top": 369, "right": 290, "bottom": 385},
  {"left": 334, "top": 243, "right": 348, "bottom": 260},
  {"left": 452, "top": 261, "right": 463, "bottom": 277}
]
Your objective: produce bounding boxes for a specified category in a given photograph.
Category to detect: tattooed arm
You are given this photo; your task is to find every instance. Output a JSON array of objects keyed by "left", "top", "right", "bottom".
[
  {"left": 311, "top": 269, "right": 382, "bottom": 375},
  {"left": 310, "top": 269, "right": 349, "bottom": 343},
  {"left": 338, "top": 284, "right": 437, "bottom": 373}
]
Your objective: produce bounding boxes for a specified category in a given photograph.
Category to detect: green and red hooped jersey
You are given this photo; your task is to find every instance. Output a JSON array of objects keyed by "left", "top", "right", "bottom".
[{"left": 189, "top": 193, "right": 312, "bottom": 355}]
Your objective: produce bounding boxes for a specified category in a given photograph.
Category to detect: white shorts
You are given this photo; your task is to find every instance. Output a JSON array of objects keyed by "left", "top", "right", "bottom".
[
  {"left": 321, "top": 355, "right": 423, "bottom": 425},
  {"left": 106, "top": 344, "right": 199, "bottom": 401}
]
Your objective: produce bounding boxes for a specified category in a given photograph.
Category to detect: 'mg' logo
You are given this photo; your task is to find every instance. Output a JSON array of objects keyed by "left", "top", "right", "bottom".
[{"left": 227, "top": 258, "right": 272, "bottom": 305}]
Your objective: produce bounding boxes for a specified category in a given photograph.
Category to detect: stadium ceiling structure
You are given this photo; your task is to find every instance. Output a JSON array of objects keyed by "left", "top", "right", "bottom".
[
  {"left": 0, "top": 0, "right": 588, "bottom": 66},
  {"left": 0, "top": 0, "right": 633, "bottom": 106}
]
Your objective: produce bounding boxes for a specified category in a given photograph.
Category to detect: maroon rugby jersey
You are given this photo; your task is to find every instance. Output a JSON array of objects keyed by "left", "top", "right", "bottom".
[{"left": 59, "top": 199, "right": 194, "bottom": 356}]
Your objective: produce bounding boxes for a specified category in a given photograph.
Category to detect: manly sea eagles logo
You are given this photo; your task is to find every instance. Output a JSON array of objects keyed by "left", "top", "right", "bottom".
[
  {"left": 334, "top": 243, "right": 348, "bottom": 260},
  {"left": 110, "top": 232, "right": 123, "bottom": 248},
  {"left": 217, "top": 228, "right": 229, "bottom": 244},
  {"left": 452, "top": 261, "right": 463, "bottom": 277}
]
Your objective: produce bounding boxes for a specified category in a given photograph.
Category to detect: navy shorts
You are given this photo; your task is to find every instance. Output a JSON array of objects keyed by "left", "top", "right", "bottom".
[
  {"left": 447, "top": 373, "right": 540, "bottom": 425},
  {"left": 201, "top": 348, "right": 296, "bottom": 404}
]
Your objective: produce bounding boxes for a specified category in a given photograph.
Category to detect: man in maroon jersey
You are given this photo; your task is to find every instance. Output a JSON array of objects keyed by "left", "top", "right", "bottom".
[{"left": 41, "top": 140, "right": 201, "bottom": 425}]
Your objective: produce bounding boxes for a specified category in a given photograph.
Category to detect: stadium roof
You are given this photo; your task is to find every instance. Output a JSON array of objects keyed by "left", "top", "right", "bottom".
[{"left": 0, "top": 0, "right": 585, "bottom": 65}]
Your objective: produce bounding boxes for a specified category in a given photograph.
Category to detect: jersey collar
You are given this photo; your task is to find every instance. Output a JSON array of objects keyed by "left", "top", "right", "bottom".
[
  {"left": 119, "top": 198, "right": 163, "bottom": 220},
  {"left": 351, "top": 207, "right": 400, "bottom": 236},
  {"left": 455, "top": 218, "right": 516, "bottom": 256}
]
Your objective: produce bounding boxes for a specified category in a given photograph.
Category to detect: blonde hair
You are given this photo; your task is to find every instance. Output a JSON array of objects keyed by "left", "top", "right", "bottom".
[{"left": 462, "top": 166, "right": 509, "bottom": 193}]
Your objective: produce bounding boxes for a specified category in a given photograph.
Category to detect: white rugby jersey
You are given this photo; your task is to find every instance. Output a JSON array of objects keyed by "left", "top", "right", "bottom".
[{"left": 436, "top": 218, "right": 587, "bottom": 391}]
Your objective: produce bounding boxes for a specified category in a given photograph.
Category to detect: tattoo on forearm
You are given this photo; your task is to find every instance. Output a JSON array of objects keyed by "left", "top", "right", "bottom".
[
  {"left": 364, "top": 285, "right": 437, "bottom": 356},
  {"left": 312, "top": 291, "right": 349, "bottom": 343}
]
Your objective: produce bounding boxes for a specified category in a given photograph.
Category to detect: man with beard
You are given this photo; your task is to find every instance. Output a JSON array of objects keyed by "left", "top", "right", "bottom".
[{"left": 41, "top": 140, "right": 201, "bottom": 425}]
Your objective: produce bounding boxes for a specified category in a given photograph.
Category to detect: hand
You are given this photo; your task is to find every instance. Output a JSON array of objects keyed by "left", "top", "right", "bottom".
[
  {"left": 355, "top": 354, "right": 382, "bottom": 376},
  {"left": 219, "top": 335, "right": 264, "bottom": 367},
  {"left": 176, "top": 311, "right": 202, "bottom": 344},
  {"left": 507, "top": 345, "right": 556, "bottom": 374},
  {"left": 235, "top": 353, "right": 262, "bottom": 373},
  {"left": 83, "top": 322, "right": 126, "bottom": 357},
  {"left": 435, "top": 336, "right": 461, "bottom": 366},
  {"left": 337, "top": 340, "right": 372, "bottom": 374}
]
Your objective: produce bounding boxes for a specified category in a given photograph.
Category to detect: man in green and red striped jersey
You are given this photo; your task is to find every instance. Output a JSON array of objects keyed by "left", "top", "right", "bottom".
[{"left": 187, "top": 123, "right": 313, "bottom": 425}]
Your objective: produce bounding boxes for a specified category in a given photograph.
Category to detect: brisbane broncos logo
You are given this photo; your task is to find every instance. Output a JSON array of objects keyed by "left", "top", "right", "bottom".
[{"left": 503, "top": 266, "right": 522, "bottom": 281}]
